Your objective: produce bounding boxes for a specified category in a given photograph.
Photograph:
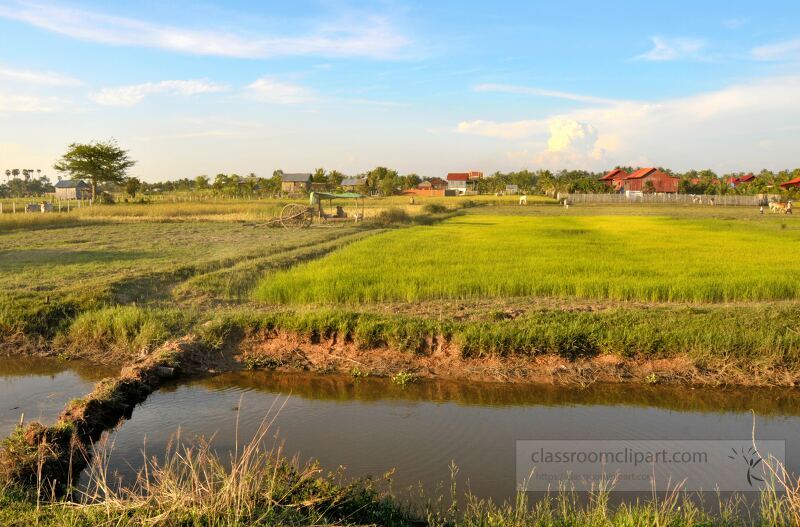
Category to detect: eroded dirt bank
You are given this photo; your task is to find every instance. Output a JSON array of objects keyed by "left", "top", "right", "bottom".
[{"left": 235, "top": 330, "right": 800, "bottom": 387}]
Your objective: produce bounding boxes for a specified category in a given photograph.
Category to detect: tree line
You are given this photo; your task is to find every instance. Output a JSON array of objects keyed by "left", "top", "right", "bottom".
[{"left": 4, "top": 139, "right": 800, "bottom": 199}]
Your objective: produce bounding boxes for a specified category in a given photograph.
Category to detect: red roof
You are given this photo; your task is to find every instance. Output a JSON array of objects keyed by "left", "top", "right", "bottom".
[
  {"left": 739, "top": 173, "right": 756, "bottom": 182},
  {"left": 780, "top": 177, "right": 800, "bottom": 189},
  {"left": 600, "top": 168, "right": 629, "bottom": 181},
  {"left": 447, "top": 173, "right": 469, "bottom": 181},
  {"left": 625, "top": 167, "right": 658, "bottom": 180}
]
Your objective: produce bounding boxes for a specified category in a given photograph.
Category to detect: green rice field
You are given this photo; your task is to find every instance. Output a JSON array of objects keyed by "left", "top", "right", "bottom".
[{"left": 256, "top": 213, "right": 800, "bottom": 304}]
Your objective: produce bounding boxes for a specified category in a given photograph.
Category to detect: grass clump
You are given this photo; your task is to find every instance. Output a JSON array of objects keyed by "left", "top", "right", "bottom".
[
  {"left": 374, "top": 207, "right": 413, "bottom": 225},
  {"left": 391, "top": 371, "right": 417, "bottom": 386},
  {"left": 55, "top": 306, "right": 196, "bottom": 358},
  {"left": 422, "top": 203, "right": 449, "bottom": 214}
]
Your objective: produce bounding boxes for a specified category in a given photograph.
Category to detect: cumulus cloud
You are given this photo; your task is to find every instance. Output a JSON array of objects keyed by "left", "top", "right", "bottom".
[
  {"left": 636, "top": 36, "right": 706, "bottom": 61},
  {"left": 457, "top": 75, "right": 800, "bottom": 170},
  {"left": 0, "top": 2, "right": 411, "bottom": 59},
  {"left": 0, "top": 66, "right": 82, "bottom": 86},
  {"left": 245, "top": 78, "right": 316, "bottom": 104},
  {"left": 89, "top": 79, "right": 229, "bottom": 107},
  {"left": 545, "top": 118, "right": 597, "bottom": 153}
]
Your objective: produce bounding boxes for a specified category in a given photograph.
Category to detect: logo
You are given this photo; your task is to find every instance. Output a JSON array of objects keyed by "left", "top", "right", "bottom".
[{"left": 728, "top": 446, "right": 764, "bottom": 487}]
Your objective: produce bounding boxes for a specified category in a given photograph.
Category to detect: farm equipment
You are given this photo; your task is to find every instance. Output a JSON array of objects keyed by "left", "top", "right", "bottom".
[{"left": 274, "top": 192, "right": 366, "bottom": 229}]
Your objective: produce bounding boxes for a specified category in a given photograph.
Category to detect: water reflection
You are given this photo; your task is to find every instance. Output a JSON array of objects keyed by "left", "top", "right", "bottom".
[
  {"left": 100, "top": 371, "right": 800, "bottom": 506},
  {"left": 0, "top": 358, "right": 117, "bottom": 436}
]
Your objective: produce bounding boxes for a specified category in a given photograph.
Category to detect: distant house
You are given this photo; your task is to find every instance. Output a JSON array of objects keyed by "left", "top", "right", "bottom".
[
  {"left": 780, "top": 177, "right": 800, "bottom": 190},
  {"left": 599, "top": 169, "right": 630, "bottom": 191},
  {"left": 417, "top": 177, "right": 447, "bottom": 191},
  {"left": 447, "top": 173, "right": 469, "bottom": 194},
  {"left": 341, "top": 177, "right": 367, "bottom": 191},
  {"left": 622, "top": 168, "right": 680, "bottom": 193},
  {"left": 310, "top": 182, "right": 329, "bottom": 192},
  {"left": 446, "top": 171, "right": 483, "bottom": 195},
  {"left": 54, "top": 179, "right": 92, "bottom": 200},
  {"left": 280, "top": 173, "right": 312, "bottom": 193},
  {"left": 505, "top": 184, "right": 519, "bottom": 195},
  {"left": 728, "top": 173, "right": 756, "bottom": 187}
]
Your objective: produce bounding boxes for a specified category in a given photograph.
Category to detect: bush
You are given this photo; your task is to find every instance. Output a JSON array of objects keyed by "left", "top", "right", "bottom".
[
  {"left": 422, "top": 203, "right": 448, "bottom": 214},
  {"left": 374, "top": 208, "right": 412, "bottom": 225}
]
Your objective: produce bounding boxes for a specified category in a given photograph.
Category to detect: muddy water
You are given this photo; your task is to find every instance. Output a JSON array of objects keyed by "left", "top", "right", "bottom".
[
  {"left": 90, "top": 371, "right": 800, "bottom": 505},
  {"left": 0, "top": 358, "right": 118, "bottom": 435}
]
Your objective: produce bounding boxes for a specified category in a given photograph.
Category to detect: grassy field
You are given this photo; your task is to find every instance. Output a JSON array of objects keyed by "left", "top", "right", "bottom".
[
  {"left": 3, "top": 198, "right": 800, "bottom": 526},
  {"left": 0, "top": 194, "right": 536, "bottom": 224},
  {"left": 0, "top": 218, "right": 374, "bottom": 342},
  {"left": 256, "top": 212, "right": 800, "bottom": 304}
]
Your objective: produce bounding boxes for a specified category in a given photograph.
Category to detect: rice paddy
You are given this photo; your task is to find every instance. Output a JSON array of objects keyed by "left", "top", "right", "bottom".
[{"left": 256, "top": 213, "right": 800, "bottom": 304}]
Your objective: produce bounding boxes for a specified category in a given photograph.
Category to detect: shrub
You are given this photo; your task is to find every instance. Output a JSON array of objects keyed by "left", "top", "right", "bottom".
[
  {"left": 422, "top": 203, "right": 448, "bottom": 214},
  {"left": 374, "top": 208, "right": 412, "bottom": 225}
]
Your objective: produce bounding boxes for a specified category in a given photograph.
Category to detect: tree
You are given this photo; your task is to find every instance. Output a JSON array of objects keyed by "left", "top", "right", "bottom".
[
  {"left": 195, "top": 175, "right": 209, "bottom": 190},
  {"left": 53, "top": 139, "right": 136, "bottom": 201},
  {"left": 125, "top": 177, "right": 142, "bottom": 198},
  {"left": 312, "top": 168, "right": 327, "bottom": 183}
]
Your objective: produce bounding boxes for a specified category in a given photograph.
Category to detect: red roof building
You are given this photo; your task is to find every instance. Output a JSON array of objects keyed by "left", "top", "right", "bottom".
[
  {"left": 600, "top": 168, "right": 630, "bottom": 191},
  {"left": 727, "top": 173, "right": 756, "bottom": 187},
  {"left": 418, "top": 177, "right": 448, "bottom": 190},
  {"left": 446, "top": 173, "right": 469, "bottom": 181},
  {"left": 622, "top": 168, "right": 680, "bottom": 193},
  {"left": 780, "top": 177, "right": 800, "bottom": 189},
  {"left": 446, "top": 171, "right": 482, "bottom": 194}
]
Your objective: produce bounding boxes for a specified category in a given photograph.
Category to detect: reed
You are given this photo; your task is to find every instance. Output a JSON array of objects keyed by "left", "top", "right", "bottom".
[{"left": 1, "top": 416, "right": 798, "bottom": 526}]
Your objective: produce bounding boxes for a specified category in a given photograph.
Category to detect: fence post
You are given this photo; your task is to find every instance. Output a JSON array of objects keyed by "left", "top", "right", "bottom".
[{"left": 13, "top": 202, "right": 15, "bottom": 214}]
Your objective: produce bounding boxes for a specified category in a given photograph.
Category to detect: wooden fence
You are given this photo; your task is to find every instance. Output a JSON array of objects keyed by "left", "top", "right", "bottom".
[{"left": 562, "top": 193, "right": 776, "bottom": 207}]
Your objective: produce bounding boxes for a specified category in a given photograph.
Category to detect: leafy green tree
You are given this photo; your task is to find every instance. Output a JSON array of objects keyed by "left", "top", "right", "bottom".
[
  {"left": 312, "top": 168, "right": 327, "bottom": 183},
  {"left": 195, "top": 175, "right": 209, "bottom": 189},
  {"left": 53, "top": 139, "right": 136, "bottom": 201},
  {"left": 327, "top": 170, "right": 345, "bottom": 188},
  {"left": 125, "top": 177, "right": 142, "bottom": 198}
]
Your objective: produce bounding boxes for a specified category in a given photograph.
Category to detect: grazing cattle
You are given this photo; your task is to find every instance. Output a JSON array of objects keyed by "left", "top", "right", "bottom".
[{"left": 771, "top": 202, "right": 789, "bottom": 214}]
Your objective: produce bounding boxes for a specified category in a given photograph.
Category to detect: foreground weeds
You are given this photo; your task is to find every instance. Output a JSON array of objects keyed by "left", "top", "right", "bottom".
[{"left": 1, "top": 420, "right": 798, "bottom": 526}]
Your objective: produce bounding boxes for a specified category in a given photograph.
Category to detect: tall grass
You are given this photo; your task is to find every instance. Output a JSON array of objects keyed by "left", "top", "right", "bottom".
[
  {"left": 256, "top": 214, "right": 800, "bottom": 304},
  {"left": 1, "top": 417, "right": 797, "bottom": 526},
  {"left": 54, "top": 306, "right": 196, "bottom": 358}
]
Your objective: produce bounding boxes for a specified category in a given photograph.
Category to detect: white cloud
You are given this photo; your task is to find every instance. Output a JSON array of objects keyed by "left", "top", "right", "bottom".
[
  {"left": 751, "top": 38, "right": 800, "bottom": 61},
  {"left": 0, "top": 2, "right": 410, "bottom": 59},
  {"left": 457, "top": 75, "right": 800, "bottom": 170},
  {"left": 456, "top": 119, "right": 548, "bottom": 140},
  {"left": 474, "top": 83, "right": 621, "bottom": 105},
  {"left": 545, "top": 118, "right": 597, "bottom": 154},
  {"left": 636, "top": 36, "right": 706, "bottom": 61},
  {"left": 0, "top": 66, "right": 82, "bottom": 86},
  {"left": 0, "top": 93, "right": 56, "bottom": 112},
  {"left": 89, "top": 79, "right": 229, "bottom": 107},
  {"left": 245, "top": 78, "right": 316, "bottom": 104}
]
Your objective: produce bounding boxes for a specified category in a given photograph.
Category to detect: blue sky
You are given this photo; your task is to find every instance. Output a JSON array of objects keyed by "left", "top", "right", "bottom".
[{"left": 2, "top": 0, "right": 800, "bottom": 181}]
